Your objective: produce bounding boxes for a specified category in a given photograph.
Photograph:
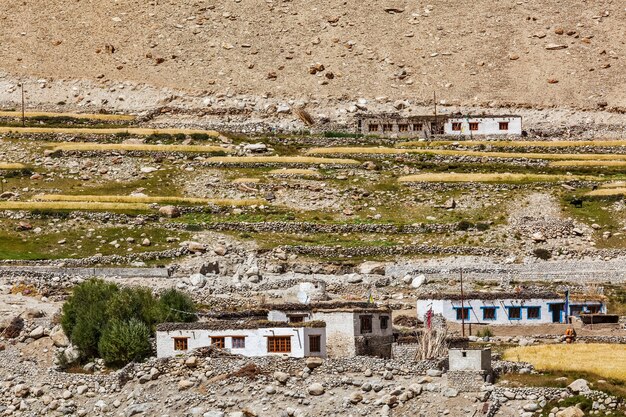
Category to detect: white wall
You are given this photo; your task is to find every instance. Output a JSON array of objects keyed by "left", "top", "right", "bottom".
[
  {"left": 444, "top": 116, "right": 522, "bottom": 136},
  {"left": 417, "top": 298, "right": 563, "bottom": 325},
  {"left": 156, "top": 327, "right": 326, "bottom": 359},
  {"left": 311, "top": 311, "right": 356, "bottom": 357}
]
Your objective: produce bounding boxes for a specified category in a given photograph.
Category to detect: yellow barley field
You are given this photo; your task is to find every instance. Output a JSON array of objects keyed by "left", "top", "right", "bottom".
[
  {"left": 308, "top": 146, "right": 626, "bottom": 161},
  {"left": 268, "top": 168, "right": 321, "bottom": 176},
  {"left": 205, "top": 156, "right": 359, "bottom": 165},
  {"left": 0, "top": 201, "right": 150, "bottom": 211},
  {"left": 232, "top": 178, "right": 261, "bottom": 184},
  {"left": 399, "top": 140, "right": 626, "bottom": 148},
  {"left": 398, "top": 173, "right": 601, "bottom": 183},
  {"left": 550, "top": 160, "right": 626, "bottom": 167},
  {"left": 585, "top": 188, "right": 626, "bottom": 197},
  {"left": 0, "top": 163, "right": 27, "bottom": 170},
  {"left": 50, "top": 143, "right": 228, "bottom": 154},
  {"left": 0, "top": 126, "right": 219, "bottom": 137},
  {"left": 35, "top": 194, "right": 263, "bottom": 206},
  {"left": 504, "top": 344, "right": 626, "bottom": 382},
  {"left": 0, "top": 111, "right": 136, "bottom": 121}
]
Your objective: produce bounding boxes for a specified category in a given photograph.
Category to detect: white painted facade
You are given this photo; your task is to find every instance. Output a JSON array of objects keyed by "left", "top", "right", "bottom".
[
  {"left": 417, "top": 298, "right": 564, "bottom": 325},
  {"left": 444, "top": 116, "right": 522, "bottom": 136},
  {"left": 267, "top": 308, "right": 393, "bottom": 358},
  {"left": 156, "top": 326, "right": 326, "bottom": 359}
]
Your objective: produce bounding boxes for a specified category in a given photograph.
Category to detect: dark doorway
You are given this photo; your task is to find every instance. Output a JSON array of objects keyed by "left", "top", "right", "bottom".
[{"left": 549, "top": 303, "right": 564, "bottom": 323}]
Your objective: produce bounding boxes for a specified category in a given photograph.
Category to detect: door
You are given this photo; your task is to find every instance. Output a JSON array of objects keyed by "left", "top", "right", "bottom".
[{"left": 549, "top": 303, "right": 564, "bottom": 323}]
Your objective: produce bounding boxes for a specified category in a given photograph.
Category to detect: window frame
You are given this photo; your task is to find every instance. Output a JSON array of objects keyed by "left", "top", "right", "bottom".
[
  {"left": 368, "top": 124, "right": 379, "bottom": 132},
  {"left": 382, "top": 123, "right": 394, "bottom": 133},
  {"left": 499, "top": 121, "right": 509, "bottom": 131},
  {"left": 506, "top": 306, "right": 522, "bottom": 320},
  {"left": 469, "top": 122, "right": 479, "bottom": 131},
  {"left": 481, "top": 306, "right": 498, "bottom": 321},
  {"left": 413, "top": 123, "right": 423, "bottom": 131},
  {"left": 525, "top": 306, "right": 541, "bottom": 320},
  {"left": 211, "top": 336, "right": 226, "bottom": 349},
  {"left": 173, "top": 337, "right": 189, "bottom": 351},
  {"left": 379, "top": 315, "right": 389, "bottom": 330},
  {"left": 454, "top": 307, "right": 471, "bottom": 321},
  {"left": 231, "top": 336, "right": 246, "bottom": 349},
  {"left": 308, "top": 335, "right": 321, "bottom": 353},
  {"left": 360, "top": 315, "right": 373, "bottom": 334},
  {"left": 451, "top": 122, "right": 462, "bottom": 131},
  {"left": 267, "top": 336, "right": 292, "bottom": 353},
  {"left": 398, "top": 124, "right": 409, "bottom": 132},
  {"left": 288, "top": 315, "right": 305, "bottom": 323}
]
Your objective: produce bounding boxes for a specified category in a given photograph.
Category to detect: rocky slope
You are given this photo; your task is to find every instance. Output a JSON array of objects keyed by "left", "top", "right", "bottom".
[{"left": 1, "top": 0, "right": 625, "bottom": 115}]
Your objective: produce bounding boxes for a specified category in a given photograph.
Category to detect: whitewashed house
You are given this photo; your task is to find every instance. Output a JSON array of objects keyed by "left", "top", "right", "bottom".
[
  {"left": 156, "top": 320, "right": 326, "bottom": 359},
  {"left": 416, "top": 292, "right": 606, "bottom": 325},
  {"left": 443, "top": 115, "right": 523, "bottom": 136}
]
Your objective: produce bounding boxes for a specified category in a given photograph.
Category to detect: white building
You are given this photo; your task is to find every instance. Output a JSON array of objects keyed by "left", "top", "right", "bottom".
[
  {"left": 266, "top": 301, "right": 394, "bottom": 358},
  {"left": 156, "top": 320, "right": 326, "bottom": 359},
  {"left": 416, "top": 292, "right": 606, "bottom": 325},
  {"left": 444, "top": 115, "right": 522, "bottom": 136}
]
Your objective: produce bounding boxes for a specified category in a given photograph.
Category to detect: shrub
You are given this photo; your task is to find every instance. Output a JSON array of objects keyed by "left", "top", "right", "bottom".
[
  {"left": 98, "top": 319, "right": 152, "bottom": 366},
  {"left": 476, "top": 222, "right": 490, "bottom": 231},
  {"left": 173, "top": 133, "right": 186, "bottom": 141},
  {"left": 456, "top": 220, "right": 474, "bottom": 231},
  {"left": 533, "top": 248, "right": 552, "bottom": 260},
  {"left": 61, "top": 279, "right": 119, "bottom": 359},
  {"left": 476, "top": 327, "right": 493, "bottom": 338},
  {"left": 157, "top": 289, "right": 197, "bottom": 323},
  {"left": 190, "top": 133, "right": 210, "bottom": 141},
  {"left": 106, "top": 287, "right": 161, "bottom": 330}
]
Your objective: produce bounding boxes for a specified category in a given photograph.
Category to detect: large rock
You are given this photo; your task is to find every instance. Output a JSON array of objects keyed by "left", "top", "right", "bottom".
[
  {"left": 0, "top": 315, "right": 24, "bottom": 338},
  {"left": 567, "top": 378, "right": 590, "bottom": 394},
  {"left": 50, "top": 326, "right": 70, "bottom": 347},
  {"left": 189, "top": 274, "right": 207, "bottom": 288},
  {"left": 556, "top": 407, "right": 585, "bottom": 417},
  {"left": 411, "top": 274, "right": 427, "bottom": 288},
  {"left": 274, "top": 371, "right": 289, "bottom": 384},
  {"left": 307, "top": 383, "right": 325, "bottom": 396},
  {"left": 305, "top": 357, "right": 324, "bottom": 369},
  {"left": 159, "top": 205, "right": 180, "bottom": 218},
  {"left": 29, "top": 326, "right": 45, "bottom": 339},
  {"left": 125, "top": 403, "right": 152, "bottom": 417},
  {"left": 358, "top": 261, "right": 386, "bottom": 275}
]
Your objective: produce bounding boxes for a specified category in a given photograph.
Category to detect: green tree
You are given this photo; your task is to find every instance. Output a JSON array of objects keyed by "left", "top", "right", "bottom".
[
  {"left": 157, "top": 289, "right": 197, "bottom": 323},
  {"left": 106, "top": 287, "right": 160, "bottom": 330},
  {"left": 98, "top": 319, "right": 152, "bottom": 366},
  {"left": 60, "top": 279, "right": 118, "bottom": 359}
]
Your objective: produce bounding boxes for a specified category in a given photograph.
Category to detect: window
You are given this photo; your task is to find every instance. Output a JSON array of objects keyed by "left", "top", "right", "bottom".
[
  {"left": 288, "top": 315, "right": 305, "bottom": 323},
  {"left": 174, "top": 337, "right": 188, "bottom": 351},
  {"left": 232, "top": 337, "right": 245, "bottom": 349},
  {"left": 380, "top": 316, "right": 389, "bottom": 330},
  {"left": 451, "top": 122, "right": 462, "bottom": 131},
  {"left": 360, "top": 315, "right": 373, "bottom": 334},
  {"left": 482, "top": 307, "right": 497, "bottom": 321},
  {"left": 526, "top": 307, "right": 541, "bottom": 320},
  {"left": 382, "top": 124, "right": 393, "bottom": 132},
  {"left": 499, "top": 122, "right": 509, "bottom": 131},
  {"left": 455, "top": 307, "right": 471, "bottom": 321},
  {"left": 309, "top": 335, "right": 321, "bottom": 353},
  {"left": 507, "top": 307, "right": 522, "bottom": 320},
  {"left": 469, "top": 122, "right": 479, "bottom": 131},
  {"left": 268, "top": 336, "right": 291, "bottom": 353},
  {"left": 398, "top": 124, "right": 408, "bottom": 132},
  {"left": 413, "top": 123, "right": 423, "bottom": 131},
  {"left": 211, "top": 337, "right": 225, "bottom": 349},
  {"left": 368, "top": 124, "right": 379, "bottom": 132}
]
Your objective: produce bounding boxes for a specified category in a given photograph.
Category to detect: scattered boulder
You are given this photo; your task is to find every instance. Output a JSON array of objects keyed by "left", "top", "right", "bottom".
[
  {"left": 567, "top": 378, "right": 590, "bottom": 394},
  {"left": 159, "top": 206, "right": 180, "bottom": 218},
  {"left": 307, "top": 383, "right": 325, "bottom": 396},
  {"left": 556, "top": 406, "right": 585, "bottom": 417}
]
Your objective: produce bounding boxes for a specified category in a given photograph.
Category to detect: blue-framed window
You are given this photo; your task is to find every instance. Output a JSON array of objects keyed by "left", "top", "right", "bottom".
[
  {"left": 525, "top": 306, "right": 541, "bottom": 320},
  {"left": 453, "top": 307, "right": 471, "bottom": 320},
  {"left": 506, "top": 306, "right": 522, "bottom": 320},
  {"left": 481, "top": 306, "right": 498, "bottom": 321}
]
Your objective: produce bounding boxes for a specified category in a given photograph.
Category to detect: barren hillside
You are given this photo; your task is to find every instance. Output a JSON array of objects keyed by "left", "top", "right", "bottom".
[{"left": 1, "top": 0, "right": 625, "bottom": 110}]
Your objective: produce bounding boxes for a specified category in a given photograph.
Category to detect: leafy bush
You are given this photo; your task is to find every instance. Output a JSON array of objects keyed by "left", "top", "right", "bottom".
[
  {"left": 157, "top": 288, "right": 198, "bottom": 323},
  {"left": 456, "top": 220, "right": 474, "bottom": 231},
  {"left": 60, "top": 279, "right": 196, "bottom": 365},
  {"left": 190, "top": 133, "right": 210, "bottom": 141},
  {"left": 476, "top": 327, "right": 493, "bottom": 338},
  {"left": 98, "top": 319, "right": 152, "bottom": 366}
]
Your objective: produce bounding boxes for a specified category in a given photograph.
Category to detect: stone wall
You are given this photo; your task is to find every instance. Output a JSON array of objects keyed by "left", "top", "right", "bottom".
[
  {"left": 354, "top": 335, "right": 394, "bottom": 359},
  {"left": 447, "top": 370, "right": 489, "bottom": 392}
]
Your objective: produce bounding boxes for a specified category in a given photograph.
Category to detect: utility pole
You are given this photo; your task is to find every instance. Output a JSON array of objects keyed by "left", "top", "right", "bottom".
[
  {"left": 460, "top": 268, "right": 466, "bottom": 337},
  {"left": 433, "top": 91, "right": 438, "bottom": 136},
  {"left": 20, "top": 83, "right": 25, "bottom": 127}
]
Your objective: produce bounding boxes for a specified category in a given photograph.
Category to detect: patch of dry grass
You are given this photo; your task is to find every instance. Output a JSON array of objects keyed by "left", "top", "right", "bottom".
[
  {"left": 232, "top": 178, "right": 261, "bottom": 184},
  {"left": 503, "top": 344, "right": 626, "bottom": 382},
  {"left": 35, "top": 194, "right": 263, "bottom": 206},
  {"left": 0, "top": 201, "right": 150, "bottom": 211},
  {"left": 400, "top": 140, "right": 626, "bottom": 148},
  {"left": 0, "top": 111, "right": 135, "bottom": 121},
  {"left": 1, "top": 126, "right": 219, "bottom": 136},
  {"left": 309, "top": 146, "right": 626, "bottom": 161},
  {"left": 50, "top": 143, "right": 228, "bottom": 154},
  {"left": 550, "top": 160, "right": 626, "bottom": 167},
  {"left": 586, "top": 188, "right": 626, "bottom": 197},
  {"left": 206, "top": 156, "right": 359, "bottom": 165},
  {"left": 398, "top": 173, "right": 601, "bottom": 183},
  {"left": 0, "top": 163, "right": 27, "bottom": 170},
  {"left": 268, "top": 168, "right": 321, "bottom": 176}
]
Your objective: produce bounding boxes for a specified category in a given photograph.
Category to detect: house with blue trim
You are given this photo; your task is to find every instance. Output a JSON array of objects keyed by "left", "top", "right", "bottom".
[{"left": 416, "top": 292, "right": 606, "bottom": 325}]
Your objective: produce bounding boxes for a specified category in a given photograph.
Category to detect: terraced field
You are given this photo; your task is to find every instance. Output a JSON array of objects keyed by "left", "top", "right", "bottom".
[{"left": 1, "top": 112, "right": 626, "bottom": 263}]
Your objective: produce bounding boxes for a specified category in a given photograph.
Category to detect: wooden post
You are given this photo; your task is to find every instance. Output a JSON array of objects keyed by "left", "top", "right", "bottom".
[
  {"left": 460, "top": 268, "right": 465, "bottom": 337},
  {"left": 21, "top": 83, "right": 25, "bottom": 127}
]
